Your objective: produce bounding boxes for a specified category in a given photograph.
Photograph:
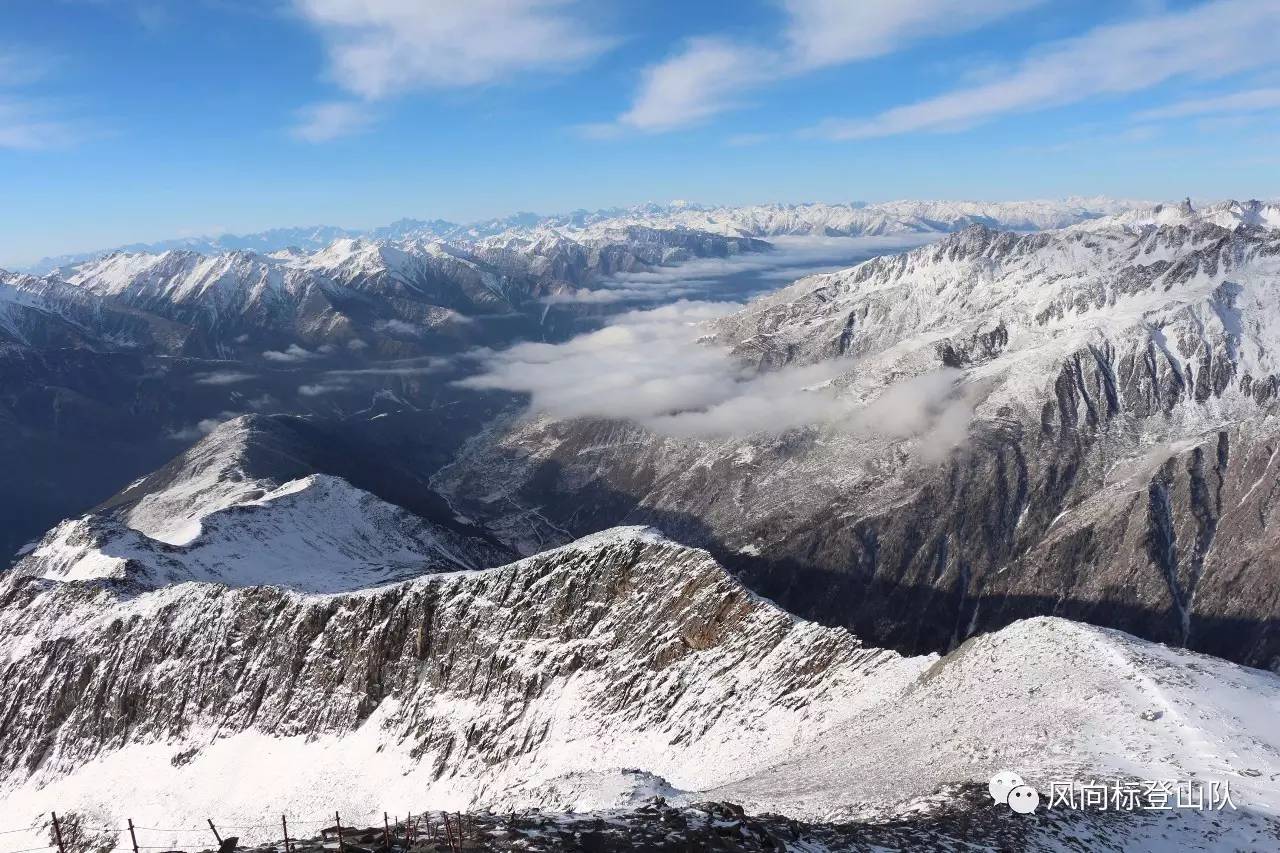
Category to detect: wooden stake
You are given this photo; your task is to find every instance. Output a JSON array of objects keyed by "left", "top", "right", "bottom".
[
  {"left": 442, "top": 813, "right": 455, "bottom": 853},
  {"left": 208, "top": 819, "right": 222, "bottom": 846},
  {"left": 50, "top": 812, "right": 66, "bottom": 853},
  {"left": 127, "top": 819, "right": 140, "bottom": 853},
  {"left": 383, "top": 813, "right": 391, "bottom": 851},
  {"left": 281, "top": 815, "right": 292, "bottom": 853},
  {"left": 335, "top": 811, "right": 344, "bottom": 853}
]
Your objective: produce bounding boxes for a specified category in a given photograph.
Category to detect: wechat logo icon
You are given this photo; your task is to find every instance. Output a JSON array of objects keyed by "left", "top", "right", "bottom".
[{"left": 990, "top": 771, "right": 1039, "bottom": 814}]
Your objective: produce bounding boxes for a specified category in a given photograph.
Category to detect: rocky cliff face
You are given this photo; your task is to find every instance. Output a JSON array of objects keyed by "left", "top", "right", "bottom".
[
  {"left": 0, "top": 528, "right": 921, "bottom": 824},
  {"left": 435, "top": 205, "right": 1280, "bottom": 669},
  {"left": 4, "top": 530, "right": 1278, "bottom": 849}
]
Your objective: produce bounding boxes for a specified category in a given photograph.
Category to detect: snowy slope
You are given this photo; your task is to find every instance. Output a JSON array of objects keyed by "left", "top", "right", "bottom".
[
  {"left": 18, "top": 474, "right": 484, "bottom": 591},
  {"left": 436, "top": 199, "right": 1280, "bottom": 670},
  {"left": 1, "top": 530, "right": 1277, "bottom": 851},
  {"left": 0, "top": 271, "right": 184, "bottom": 351},
  {"left": 1073, "top": 198, "right": 1280, "bottom": 235},
  {"left": 50, "top": 226, "right": 763, "bottom": 347},
  {"left": 9, "top": 413, "right": 512, "bottom": 591},
  {"left": 716, "top": 616, "right": 1280, "bottom": 821},
  {"left": 0, "top": 528, "right": 924, "bottom": 836}
]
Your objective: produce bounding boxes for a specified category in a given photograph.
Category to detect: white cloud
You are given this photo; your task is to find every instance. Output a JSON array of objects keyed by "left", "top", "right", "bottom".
[
  {"left": 294, "top": 0, "right": 615, "bottom": 99},
  {"left": 618, "top": 38, "right": 777, "bottom": 132},
  {"left": 374, "top": 318, "right": 426, "bottom": 337},
  {"left": 167, "top": 417, "right": 234, "bottom": 441},
  {"left": 544, "top": 234, "right": 939, "bottom": 304},
  {"left": 458, "top": 300, "right": 972, "bottom": 445},
  {"left": 783, "top": 0, "right": 1040, "bottom": 70},
  {"left": 0, "top": 49, "right": 77, "bottom": 150},
  {"left": 262, "top": 344, "right": 318, "bottom": 363},
  {"left": 192, "top": 370, "right": 256, "bottom": 385},
  {"left": 812, "top": 0, "right": 1280, "bottom": 139},
  {"left": 0, "top": 100, "right": 78, "bottom": 150},
  {"left": 1135, "top": 87, "right": 1280, "bottom": 121},
  {"left": 298, "top": 382, "right": 347, "bottom": 396},
  {"left": 323, "top": 357, "right": 448, "bottom": 377},
  {"left": 290, "top": 100, "right": 376, "bottom": 142},
  {"left": 612, "top": 0, "right": 1041, "bottom": 133}
]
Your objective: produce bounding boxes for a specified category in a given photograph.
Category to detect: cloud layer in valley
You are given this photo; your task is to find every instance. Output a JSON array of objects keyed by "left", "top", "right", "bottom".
[
  {"left": 545, "top": 235, "right": 939, "bottom": 305},
  {"left": 458, "top": 301, "right": 973, "bottom": 449}
]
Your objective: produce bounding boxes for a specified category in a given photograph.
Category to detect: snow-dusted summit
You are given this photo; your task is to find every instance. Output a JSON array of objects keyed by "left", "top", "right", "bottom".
[{"left": 12, "top": 414, "right": 511, "bottom": 592}]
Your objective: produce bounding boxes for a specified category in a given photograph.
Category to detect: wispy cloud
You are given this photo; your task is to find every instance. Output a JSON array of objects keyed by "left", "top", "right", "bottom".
[
  {"left": 618, "top": 38, "right": 778, "bottom": 132},
  {"left": 0, "top": 48, "right": 78, "bottom": 150},
  {"left": 611, "top": 0, "right": 1041, "bottom": 133},
  {"left": 782, "top": 0, "right": 1039, "bottom": 70},
  {"left": 292, "top": 0, "right": 615, "bottom": 139},
  {"left": 290, "top": 99, "right": 376, "bottom": 142},
  {"left": 298, "top": 382, "right": 346, "bottom": 396},
  {"left": 192, "top": 370, "right": 257, "bottom": 385},
  {"left": 1136, "top": 87, "right": 1280, "bottom": 121},
  {"left": 810, "top": 0, "right": 1280, "bottom": 140},
  {"left": 262, "top": 344, "right": 319, "bottom": 363},
  {"left": 0, "top": 99, "right": 79, "bottom": 150},
  {"left": 458, "top": 300, "right": 972, "bottom": 446}
]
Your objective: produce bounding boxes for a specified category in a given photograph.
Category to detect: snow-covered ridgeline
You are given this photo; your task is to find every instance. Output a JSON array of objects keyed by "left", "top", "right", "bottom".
[
  {"left": 1, "top": 528, "right": 1278, "bottom": 849},
  {"left": 0, "top": 528, "right": 923, "bottom": 832},
  {"left": 434, "top": 201, "right": 1280, "bottom": 673},
  {"left": 717, "top": 205, "right": 1280, "bottom": 420},
  {"left": 23, "top": 197, "right": 1142, "bottom": 274}
]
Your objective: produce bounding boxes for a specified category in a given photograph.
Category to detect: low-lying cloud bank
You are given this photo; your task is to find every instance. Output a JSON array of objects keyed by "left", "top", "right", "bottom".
[
  {"left": 458, "top": 301, "right": 972, "bottom": 449},
  {"left": 545, "top": 234, "right": 939, "bottom": 305}
]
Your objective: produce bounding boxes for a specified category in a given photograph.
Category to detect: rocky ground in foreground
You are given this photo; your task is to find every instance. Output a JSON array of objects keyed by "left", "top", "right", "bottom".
[{"left": 49, "top": 787, "right": 1273, "bottom": 853}]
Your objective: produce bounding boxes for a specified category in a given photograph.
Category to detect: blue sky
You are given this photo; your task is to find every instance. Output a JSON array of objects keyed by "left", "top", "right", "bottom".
[{"left": 1, "top": 0, "right": 1278, "bottom": 266}]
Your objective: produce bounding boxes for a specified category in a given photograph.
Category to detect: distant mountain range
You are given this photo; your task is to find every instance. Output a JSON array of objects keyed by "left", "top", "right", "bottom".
[
  {"left": 4, "top": 197, "right": 1280, "bottom": 850},
  {"left": 23, "top": 198, "right": 1141, "bottom": 273}
]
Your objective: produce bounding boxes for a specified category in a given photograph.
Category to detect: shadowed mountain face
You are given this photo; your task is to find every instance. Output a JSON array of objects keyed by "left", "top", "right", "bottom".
[
  {"left": 0, "top": 222, "right": 774, "bottom": 560},
  {"left": 435, "top": 205, "right": 1280, "bottom": 670},
  {"left": 5, "top": 201, "right": 1280, "bottom": 850},
  {"left": 7, "top": 202, "right": 1278, "bottom": 667}
]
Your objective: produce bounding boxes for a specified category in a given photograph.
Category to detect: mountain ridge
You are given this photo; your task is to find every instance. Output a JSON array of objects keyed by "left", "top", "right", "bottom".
[
  {"left": 436, "top": 201, "right": 1280, "bottom": 668},
  {"left": 22, "top": 197, "right": 1143, "bottom": 274}
]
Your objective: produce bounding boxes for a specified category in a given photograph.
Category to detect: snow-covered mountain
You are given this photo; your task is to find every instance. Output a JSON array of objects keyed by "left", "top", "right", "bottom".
[
  {"left": 10, "top": 198, "right": 1138, "bottom": 358},
  {"left": 0, "top": 527, "right": 917, "bottom": 828},
  {"left": 550, "top": 197, "right": 1141, "bottom": 238},
  {"left": 27, "top": 226, "right": 766, "bottom": 356},
  {"left": 436, "top": 199, "right": 1280, "bottom": 669},
  {"left": 5, "top": 197, "right": 1280, "bottom": 851},
  {"left": 0, "top": 271, "right": 187, "bottom": 351},
  {"left": 13, "top": 414, "right": 512, "bottom": 591},
  {"left": 2, "top": 526, "right": 1277, "bottom": 850},
  {"left": 26, "top": 226, "right": 365, "bottom": 275},
  {"left": 23, "top": 198, "right": 1137, "bottom": 274}
]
